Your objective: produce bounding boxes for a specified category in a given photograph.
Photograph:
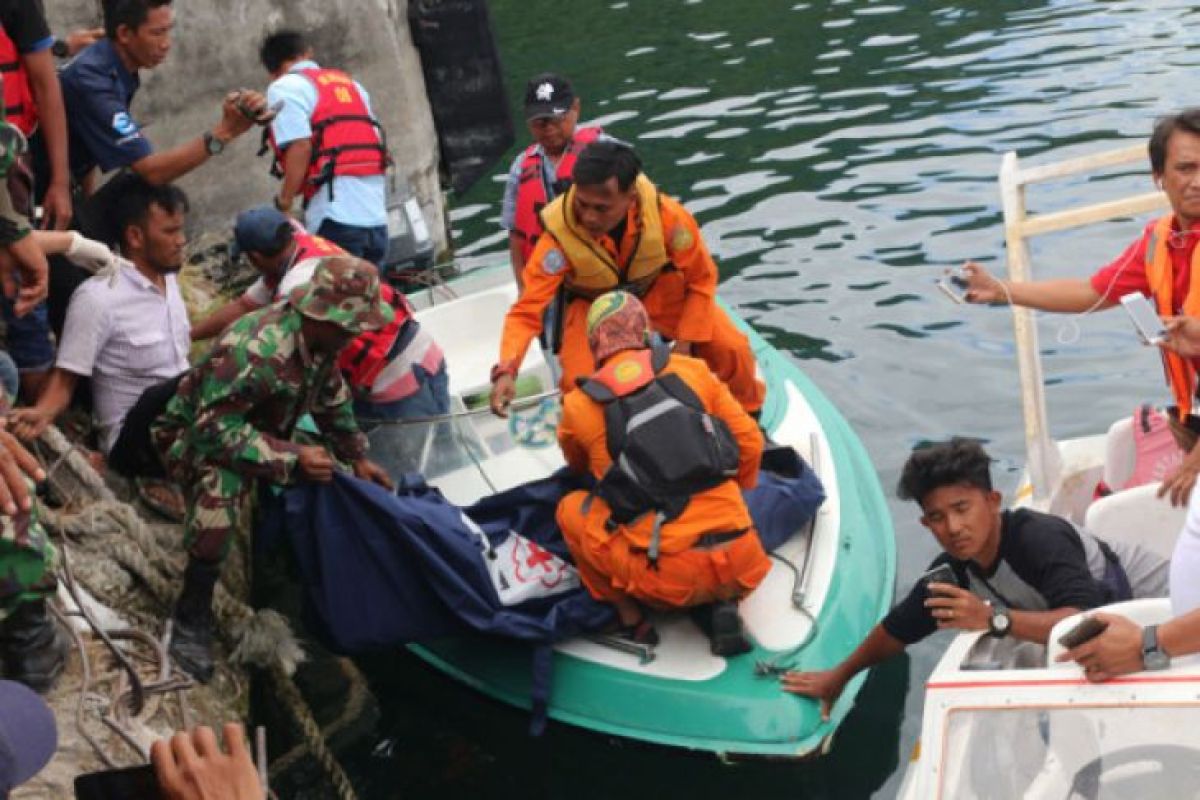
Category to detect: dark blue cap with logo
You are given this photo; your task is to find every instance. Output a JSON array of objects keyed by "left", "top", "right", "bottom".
[
  {"left": 0, "top": 680, "right": 57, "bottom": 796},
  {"left": 231, "top": 205, "right": 293, "bottom": 260}
]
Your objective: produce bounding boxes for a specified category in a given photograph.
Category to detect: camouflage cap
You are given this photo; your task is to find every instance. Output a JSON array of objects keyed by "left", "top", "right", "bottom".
[
  {"left": 287, "top": 256, "right": 394, "bottom": 333},
  {"left": 586, "top": 290, "right": 649, "bottom": 362}
]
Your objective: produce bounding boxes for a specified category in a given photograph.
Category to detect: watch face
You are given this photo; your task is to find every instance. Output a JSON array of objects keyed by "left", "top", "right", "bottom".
[
  {"left": 990, "top": 610, "right": 1011, "bottom": 636},
  {"left": 1145, "top": 650, "right": 1170, "bottom": 671}
]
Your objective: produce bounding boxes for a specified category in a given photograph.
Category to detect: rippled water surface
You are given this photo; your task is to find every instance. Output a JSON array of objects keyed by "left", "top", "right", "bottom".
[{"left": 359, "top": 2, "right": 1200, "bottom": 797}]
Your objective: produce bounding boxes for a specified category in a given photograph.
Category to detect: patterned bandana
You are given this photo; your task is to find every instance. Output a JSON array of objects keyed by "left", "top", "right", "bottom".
[{"left": 586, "top": 290, "right": 649, "bottom": 362}]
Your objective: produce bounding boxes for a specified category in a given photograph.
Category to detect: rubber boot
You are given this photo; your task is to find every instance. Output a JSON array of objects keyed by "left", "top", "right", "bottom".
[
  {"left": 169, "top": 558, "right": 221, "bottom": 683},
  {"left": 709, "top": 600, "right": 752, "bottom": 657},
  {"left": 0, "top": 599, "right": 70, "bottom": 693}
]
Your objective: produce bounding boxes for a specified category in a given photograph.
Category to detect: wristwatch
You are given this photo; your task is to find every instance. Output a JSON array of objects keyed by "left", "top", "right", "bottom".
[
  {"left": 203, "top": 131, "right": 225, "bottom": 156},
  {"left": 988, "top": 606, "right": 1012, "bottom": 638},
  {"left": 50, "top": 38, "right": 69, "bottom": 59},
  {"left": 1142, "top": 624, "right": 1171, "bottom": 670}
]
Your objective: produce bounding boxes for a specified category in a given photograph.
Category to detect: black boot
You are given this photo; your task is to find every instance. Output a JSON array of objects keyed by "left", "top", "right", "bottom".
[
  {"left": 709, "top": 600, "right": 752, "bottom": 657},
  {"left": 169, "top": 558, "right": 221, "bottom": 683},
  {"left": 0, "top": 599, "right": 70, "bottom": 693}
]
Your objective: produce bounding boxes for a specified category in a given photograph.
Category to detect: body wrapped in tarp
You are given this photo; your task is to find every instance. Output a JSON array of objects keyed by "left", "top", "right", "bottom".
[{"left": 260, "top": 454, "right": 825, "bottom": 655}]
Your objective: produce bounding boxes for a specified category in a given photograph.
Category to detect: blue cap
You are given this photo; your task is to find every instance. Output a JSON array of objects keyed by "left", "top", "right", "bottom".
[
  {"left": 0, "top": 680, "right": 56, "bottom": 794},
  {"left": 231, "top": 205, "right": 292, "bottom": 260}
]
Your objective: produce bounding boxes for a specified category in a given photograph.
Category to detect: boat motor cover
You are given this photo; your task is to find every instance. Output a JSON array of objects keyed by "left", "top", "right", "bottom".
[{"left": 261, "top": 455, "right": 824, "bottom": 655}]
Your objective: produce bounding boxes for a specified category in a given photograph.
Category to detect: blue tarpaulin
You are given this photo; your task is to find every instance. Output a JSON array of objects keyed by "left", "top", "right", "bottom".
[{"left": 260, "top": 456, "right": 825, "bottom": 656}]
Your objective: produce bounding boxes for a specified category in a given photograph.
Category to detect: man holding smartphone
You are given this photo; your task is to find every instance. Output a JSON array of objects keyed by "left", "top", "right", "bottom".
[
  {"left": 960, "top": 108, "right": 1200, "bottom": 508},
  {"left": 780, "top": 438, "right": 1168, "bottom": 720}
]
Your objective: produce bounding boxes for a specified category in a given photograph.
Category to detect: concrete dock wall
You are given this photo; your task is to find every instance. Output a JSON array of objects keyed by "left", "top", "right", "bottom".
[{"left": 45, "top": 0, "right": 448, "bottom": 254}]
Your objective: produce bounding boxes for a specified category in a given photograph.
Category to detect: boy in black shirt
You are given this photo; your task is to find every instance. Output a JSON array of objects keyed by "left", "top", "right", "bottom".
[{"left": 781, "top": 438, "right": 1168, "bottom": 719}]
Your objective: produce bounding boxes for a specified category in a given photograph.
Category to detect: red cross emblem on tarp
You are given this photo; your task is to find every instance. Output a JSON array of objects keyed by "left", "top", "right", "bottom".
[{"left": 511, "top": 538, "right": 568, "bottom": 589}]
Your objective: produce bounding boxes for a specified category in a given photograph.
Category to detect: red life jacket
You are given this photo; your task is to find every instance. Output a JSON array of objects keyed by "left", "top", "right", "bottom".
[
  {"left": 338, "top": 283, "right": 416, "bottom": 389},
  {"left": 511, "top": 126, "right": 602, "bottom": 265},
  {"left": 265, "top": 67, "right": 389, "bottom": 204},
  {"left": 0, "top": 27, "right": 37, "bottom": 136},
  {"left": 265, "top": 227, "right": 347, "bottom": 300},
  {"left": 293, "top": 228, "right": 345, "bottom": 262}
]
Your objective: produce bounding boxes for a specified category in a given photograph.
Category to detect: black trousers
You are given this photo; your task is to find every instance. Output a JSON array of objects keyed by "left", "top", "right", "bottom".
[{"left": 107, "top": 373, "right": 186, "bottom": 479}]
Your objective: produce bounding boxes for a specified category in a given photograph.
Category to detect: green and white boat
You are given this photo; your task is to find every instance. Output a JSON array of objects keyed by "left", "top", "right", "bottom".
[{"left": 373, "top": 270, "right": 895, "bottom": 758}]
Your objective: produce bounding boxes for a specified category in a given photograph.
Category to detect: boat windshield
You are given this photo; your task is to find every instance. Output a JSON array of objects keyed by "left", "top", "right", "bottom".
[
  {"left": 364, "top": 394, "right": 565, "bottom": 505},
  {"left": 938, "top": 705, "right": 1200, "bottom": 799}
]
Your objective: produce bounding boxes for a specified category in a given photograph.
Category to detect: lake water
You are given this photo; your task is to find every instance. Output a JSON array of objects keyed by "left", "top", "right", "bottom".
[{"left": 348, "top": 1, "right": 1200, "bottom": 797}]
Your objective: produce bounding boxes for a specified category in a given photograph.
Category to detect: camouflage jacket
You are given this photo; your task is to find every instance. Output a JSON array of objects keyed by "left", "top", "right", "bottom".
[{"left": 152, "top": 302, "right": 368, "bottom": 485}]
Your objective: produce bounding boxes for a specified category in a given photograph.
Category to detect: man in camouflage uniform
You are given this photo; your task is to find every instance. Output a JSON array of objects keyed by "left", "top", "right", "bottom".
[
  {"left": 0, "top": 382, "right": 67, "bottom": 693},
  {"left": 152, "top": 255, "right": 395, "bottom": 681}
]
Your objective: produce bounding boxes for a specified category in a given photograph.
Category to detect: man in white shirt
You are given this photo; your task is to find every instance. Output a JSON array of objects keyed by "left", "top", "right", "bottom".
[{"left": 10, "top": 177, "right": 191, "bottom": 476}]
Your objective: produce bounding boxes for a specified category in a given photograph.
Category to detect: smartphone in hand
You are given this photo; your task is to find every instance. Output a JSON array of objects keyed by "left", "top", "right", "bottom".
[
  {"left": 920, "top": 562, "right": 957, "bottom": 595},
  {"left": 936, "top": 270, "right": 970, "bottom": 304},
  {"left": 1120, "top": 292, "right": 1167, "bottom": 345},
  {"left": 75, "top": 764, "right": 163, "bottom": 800},
  {"left": 1057, "top": 615, "right": 1109, "bottom": 650}
]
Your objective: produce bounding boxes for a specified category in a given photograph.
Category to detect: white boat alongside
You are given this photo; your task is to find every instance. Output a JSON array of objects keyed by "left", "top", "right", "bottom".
[{"left": 899, "top": 143, "right": 1200, "bottom": 799}]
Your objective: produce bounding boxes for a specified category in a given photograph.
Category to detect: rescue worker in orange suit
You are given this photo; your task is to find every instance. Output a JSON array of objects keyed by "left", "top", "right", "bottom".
[
  {"left": 489, "top": 140, "right": 765, "bottom": 417},
  {"left": 500, "top": 72, "right": 603, "bottom": 286},
  {"left": 555, "top": 291, "right": 771, "bottom": 655},
  {"left": 961, "top": 108, "right": 1200, "bottom": 508}
]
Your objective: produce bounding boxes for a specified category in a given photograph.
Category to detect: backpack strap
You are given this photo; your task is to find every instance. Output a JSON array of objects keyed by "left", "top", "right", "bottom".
[
  {"left": 655, "top": 372, "right": 704, "bottom": 412},
  {"left": 603, "top": 398, "right": 629, "bottom": 462},
  {"left": 649, "top": 338, "right": 671, "bottom": 372},
  {"left": 577, "top": 376, "right": 616, "bottom": 403}
]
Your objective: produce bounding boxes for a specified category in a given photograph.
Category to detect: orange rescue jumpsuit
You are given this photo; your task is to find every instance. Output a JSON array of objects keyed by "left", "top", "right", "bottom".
[
  {"left": 496, "top": 190, "right": 765, "bottom": 413},
  {"left": 555, "top": 352, "right": 771, "bottom": 608}
]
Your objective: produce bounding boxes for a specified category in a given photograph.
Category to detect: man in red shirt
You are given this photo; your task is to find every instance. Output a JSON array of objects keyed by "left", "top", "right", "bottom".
[{"left": 963, "top": 108, "right": 1200, "bottom": 507}]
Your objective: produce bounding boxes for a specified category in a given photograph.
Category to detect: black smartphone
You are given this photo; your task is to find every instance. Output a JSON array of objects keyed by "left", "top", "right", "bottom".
[
  {"left": 920, "top": 562, "right": 957, "bottom": 594},
  {"left": 1057, "top": 615, "right": 1110, "bottom": 650},
  {"left": 74, "top": 764, "right": 163, "bottom": 800}
]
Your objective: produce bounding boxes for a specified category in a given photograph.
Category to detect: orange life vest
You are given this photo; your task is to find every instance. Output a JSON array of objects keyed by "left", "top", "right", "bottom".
[
  {"left": 512, "top": 126, "right": 602, "bottom": 265},
  {"left": 265, "top": 67, "right": 389, "bottom": 204},
  {"left": 1144, "top": 214, "right": 1200, "bottom": 419},
  {"left": 0, "top": 27, "right": 37, "bottom": 136},
  {"left": 540, "top": 174, "right": 670, "bottom": 300}
]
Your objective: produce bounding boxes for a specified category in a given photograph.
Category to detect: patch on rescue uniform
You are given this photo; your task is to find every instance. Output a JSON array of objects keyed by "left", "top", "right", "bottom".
[
  {"left": 669, "top": 224, "right": 694, "bottom": 252},
  {"left": 542, "top": 247, "right": 567, "bottom": 275},
  {"left": 613, "top": 359, "right": 645, "bottom": 386}
]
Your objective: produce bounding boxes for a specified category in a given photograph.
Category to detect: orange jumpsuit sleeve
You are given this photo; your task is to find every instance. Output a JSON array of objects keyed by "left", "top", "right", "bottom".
[
  {"left": 661, "top": 196, "right": 718, "bottom": 344},
  {"left": 557, "top": 388, "right": 610, "bottom": 476},
  {"left": 496, "top": 235, "right": 568, "bottom": 373},
  {"left": 684, "top": 356, "right": 763, "bottom": 488}
]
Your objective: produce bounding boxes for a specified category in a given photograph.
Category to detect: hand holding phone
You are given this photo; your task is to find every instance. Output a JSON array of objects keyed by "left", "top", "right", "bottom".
[
  {"left": 1057, "top": 615, "right": 1109, "bottom": 650},
  {"left": 920, "top": 562, "right": 957, "bottom": 594},
  {"left": 936, "top": 268, "right": 970, "bottom": 304},
  {"left": 1120, "top": 292, "right": 1167, "bottom": 346},
  {"left": 75, "top": 764, "right": 163, "bottom": 800}
]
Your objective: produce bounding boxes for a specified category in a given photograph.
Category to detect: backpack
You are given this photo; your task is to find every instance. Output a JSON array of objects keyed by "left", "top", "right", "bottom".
[{"left": 578, "top": 343, "right": 741, "bottom": 565}]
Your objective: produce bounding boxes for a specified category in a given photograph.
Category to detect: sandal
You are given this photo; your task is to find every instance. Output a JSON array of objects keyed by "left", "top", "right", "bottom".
[{"left": 135, "top": 477, "right": 185, "bottom": 523}]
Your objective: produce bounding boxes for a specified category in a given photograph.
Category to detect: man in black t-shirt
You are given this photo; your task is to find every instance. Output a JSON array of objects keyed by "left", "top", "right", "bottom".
[{"left": 780, "top": 438, "right": 1168, "bottom": 720}]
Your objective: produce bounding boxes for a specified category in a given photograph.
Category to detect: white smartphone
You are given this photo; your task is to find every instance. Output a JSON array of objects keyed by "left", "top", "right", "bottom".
[
  {"left": 1119, "top": 292, "right": 1167, "bottom": 345},
  {"left": 936, "top": 270, "right": 969, "bottom": 304}
]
